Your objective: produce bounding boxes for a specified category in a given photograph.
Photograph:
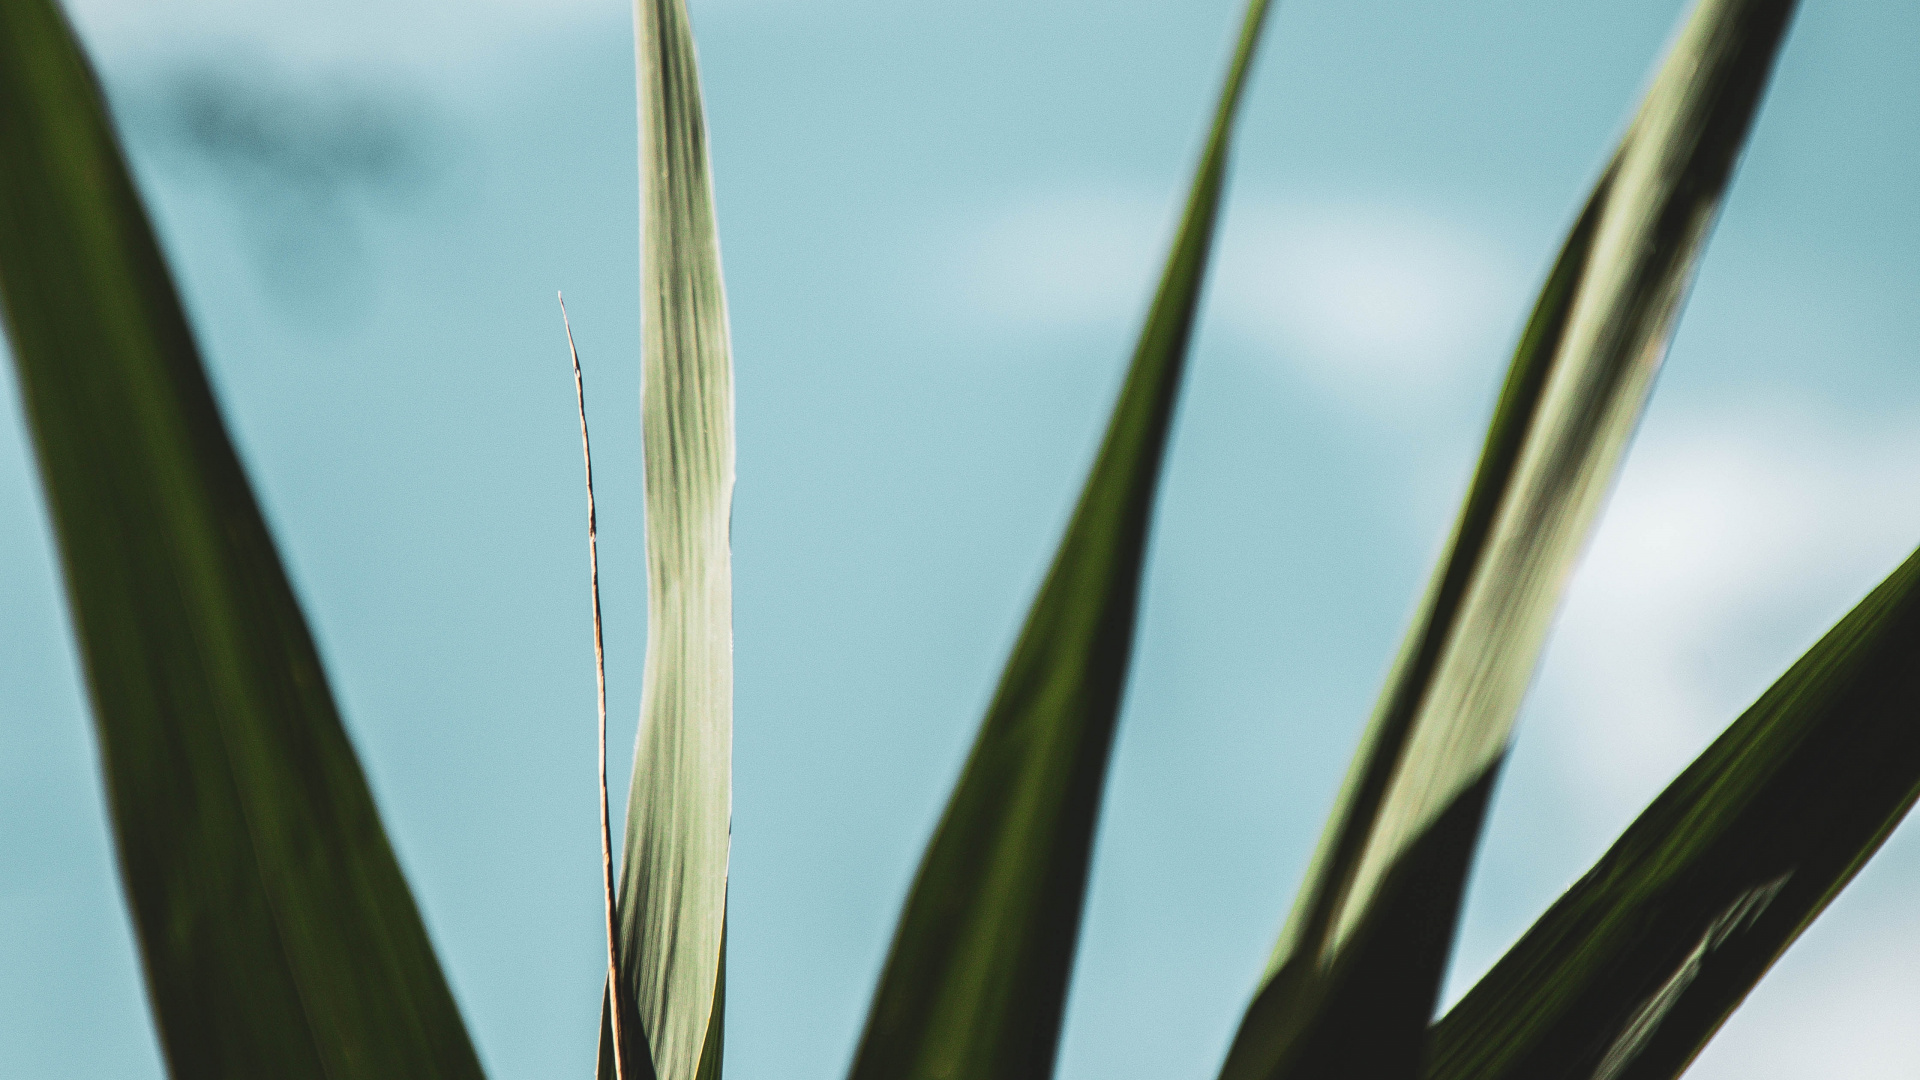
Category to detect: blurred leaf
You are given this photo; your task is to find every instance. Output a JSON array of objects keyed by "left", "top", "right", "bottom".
[
  {"left": 0, "top": 3, "right": 484, "bottom": 1079},
  {"left": 844, "top": 4, "right": 1276, "bottom": 1080},
  {"left": 1429, "top": 546, "right": 1920, "bottom": 1080},
  {"left": 595, "top": 0, "right": 735, "bottom": 1078},
  {"left": 1217, "top": 2, "right": 1798, "bottom": 1078}
]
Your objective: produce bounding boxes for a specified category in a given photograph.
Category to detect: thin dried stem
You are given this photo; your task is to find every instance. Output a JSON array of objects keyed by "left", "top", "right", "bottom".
[{"left": 563, "top": 292, "right": 627, "bottom": 1080}]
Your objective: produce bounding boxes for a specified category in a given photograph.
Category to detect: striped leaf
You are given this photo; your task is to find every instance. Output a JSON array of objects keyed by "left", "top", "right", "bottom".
[
  {"left": 1428, "top": 545, "right": 1920, "bottom": 1080},
  {"left": 596, "top": 0, "right": 735, "bottom": 1078},
  {"left": 1217, "top": 3, "right": 1799, "bottom": 1078},
  {"left": 0, "top": 3, "right": 484, "bottom": 1078},
  {"left": 844, "top": 4, "right": 1276, "bottom": 1080}
]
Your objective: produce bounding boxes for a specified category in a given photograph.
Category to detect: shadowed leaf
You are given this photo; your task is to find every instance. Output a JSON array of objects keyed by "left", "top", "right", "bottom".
[
  {"left": 0, "top": 3, "right": 484, "bottom": 1078},
  {"left": 844, "top": 4, "right": 1276, "bottom": 1080},
  {"left": 1428, "top": 546, "right": 1920, "bottom": 1080},
  {"left": 595, "top": 0, "right": 734, "bottom": 1078},
  {"left": 1217, "top": 3, "right": 1799, "bottom": 1078}
]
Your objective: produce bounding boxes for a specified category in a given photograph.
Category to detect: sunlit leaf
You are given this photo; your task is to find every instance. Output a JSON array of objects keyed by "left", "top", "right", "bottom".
[
  {"left": 843, "top": 4, "right": 1276, "bottom": 1080},
  {"left": 1217, "top": 2, "right": 1799, "bottom": 1077},
  {"left": 595, "top": 0, "right": 735, "bottom": 1078},
  {"left": 0, "top": 3, "right": 484, "bottom": 1078},
  {"left": 1427, "top": 545, "right": 1920, "bottom": 1080}
]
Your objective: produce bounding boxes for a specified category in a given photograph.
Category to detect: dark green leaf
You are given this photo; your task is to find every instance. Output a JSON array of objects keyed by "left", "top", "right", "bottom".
[
  {"left": 0, "top": 3, "right": 484, "bottom": 1079},
  {"left": 1428, "top": 546, "right": 1920, "bottom": 1080},
  {"left": 843, "top": 4, "right": 1275, "bottom": 1080},
  {"left": 1216, "top": 3, "right": 1798, "bottom": 1078}
]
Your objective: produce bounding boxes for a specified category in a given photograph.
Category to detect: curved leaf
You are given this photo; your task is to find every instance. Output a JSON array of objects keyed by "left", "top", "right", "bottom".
[
  {"left": 1217, "top": 2, "right": 1798, "bottom": 1078},
  {"left": 1428, "top": 546, "right": 1920, "bottom": 1080},
  {"left": 843, "top": 4, "right": 1276, "bottom": 1080},
  {"left": 596, "top": 0, "right": 735, "bottom": 1078},
  {"left": 0, "top": 3, "right": 485, "bottom": 1078}
]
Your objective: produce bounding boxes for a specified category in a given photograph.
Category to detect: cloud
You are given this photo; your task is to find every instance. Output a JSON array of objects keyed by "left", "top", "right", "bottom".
[
  {"left": 1485, "top": 403, "right": 1920, "bottom": 1075},
  {"left": 1211, "top": 203, "right": 1523, "bottom": 404},
  {"left": 955, "top": 188, "right": 1171, "bottom": 331},
  {"left": 1445, "top": 403, "right": 1920, "bottom": 1069},
  {"left": 1534, "top": 405, "right": 1920, "bottom": 829},
  {"left": 1687, "top": 887, "right": 1920, "bottom": 1079},
  {"left": 954, "top": 191, "right": 1523, "bottom": 404}
]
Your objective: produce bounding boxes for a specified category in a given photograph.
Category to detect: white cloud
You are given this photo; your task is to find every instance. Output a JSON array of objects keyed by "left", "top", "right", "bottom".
[
  {"left": 955, "top": 192, "right": 1524, "bottom": 408},
  {"left": 1536, "top": 405, "right": 1920, "bottom": 830},
  {"left": 956, "top": 189, "right": 1171, "bottom": 330},
  {"left": 1497, "top": 403, "right": 1920, "bottom": 1077},
  {"left": 1687, "top": 886, "right": 1920, "bottom": 1079},
  {"left": 1212, "top": 203, "right": 1523, "bottom": 404}
]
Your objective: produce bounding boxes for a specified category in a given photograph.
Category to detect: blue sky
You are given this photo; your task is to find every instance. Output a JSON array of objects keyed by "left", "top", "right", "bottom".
[{"left": 3, "top": 0, "right": 1918, "bottom": 1076}]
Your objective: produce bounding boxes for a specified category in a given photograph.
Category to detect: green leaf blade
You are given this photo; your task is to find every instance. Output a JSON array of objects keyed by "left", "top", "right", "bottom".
[
  {"left": 1428, "top": 546, "right": 1920, "bottom": 1080},
  {"left": 598, "top": 1, "right": 735, "bottom": 1078},
  {"left": 844, "top": 5, "right": 1275, "bottom": 1080},
  {"left": 0, "top": 3, "right": 485, "bottom": 1079},
  {"left": 1218, "top": 3, "right": 1799, "bottom": 1078}
]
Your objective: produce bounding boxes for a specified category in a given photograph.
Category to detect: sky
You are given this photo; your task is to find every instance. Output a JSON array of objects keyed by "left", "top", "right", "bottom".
[{"left": 2, "top": 0, "right": 1918, "bottom": 1077}]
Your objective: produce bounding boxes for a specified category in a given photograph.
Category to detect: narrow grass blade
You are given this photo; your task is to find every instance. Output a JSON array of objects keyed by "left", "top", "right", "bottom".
[
  {"left": 565, "top": 297, "right": 632, "bottom": 1080},
  {"left": 1218, "top": 3, "right": 1798, "bottom": 1078},
  {"left": 1428, "top": 546, "right": 1920, "bottom": 1080},
  {"left": 0, "top": 4, "right": 484, "bottom": 1078},
  {"left": 595, "top": 1, "right": 734, "bottom": 1078},
  {"left": 844, "top": 5, "right": 1275, "bottom": 1080}
]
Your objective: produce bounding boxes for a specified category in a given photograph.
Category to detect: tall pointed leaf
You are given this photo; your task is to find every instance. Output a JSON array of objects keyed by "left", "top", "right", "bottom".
[
  {"left": 1218, "top": 3, "right": 1798, "bottom": 1078},
  {"left": 844, "top": 4, "right": 1275, "bottom": 1080},
  {"left": 596, "top": 0, "right": 734, "bottom": 1078},
  {"left": 1428, "top": 545, "right": 1920, "bottom": 1080},
  {"left": 0, "top": 3, "right": 485, "bottom": 1078}
]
